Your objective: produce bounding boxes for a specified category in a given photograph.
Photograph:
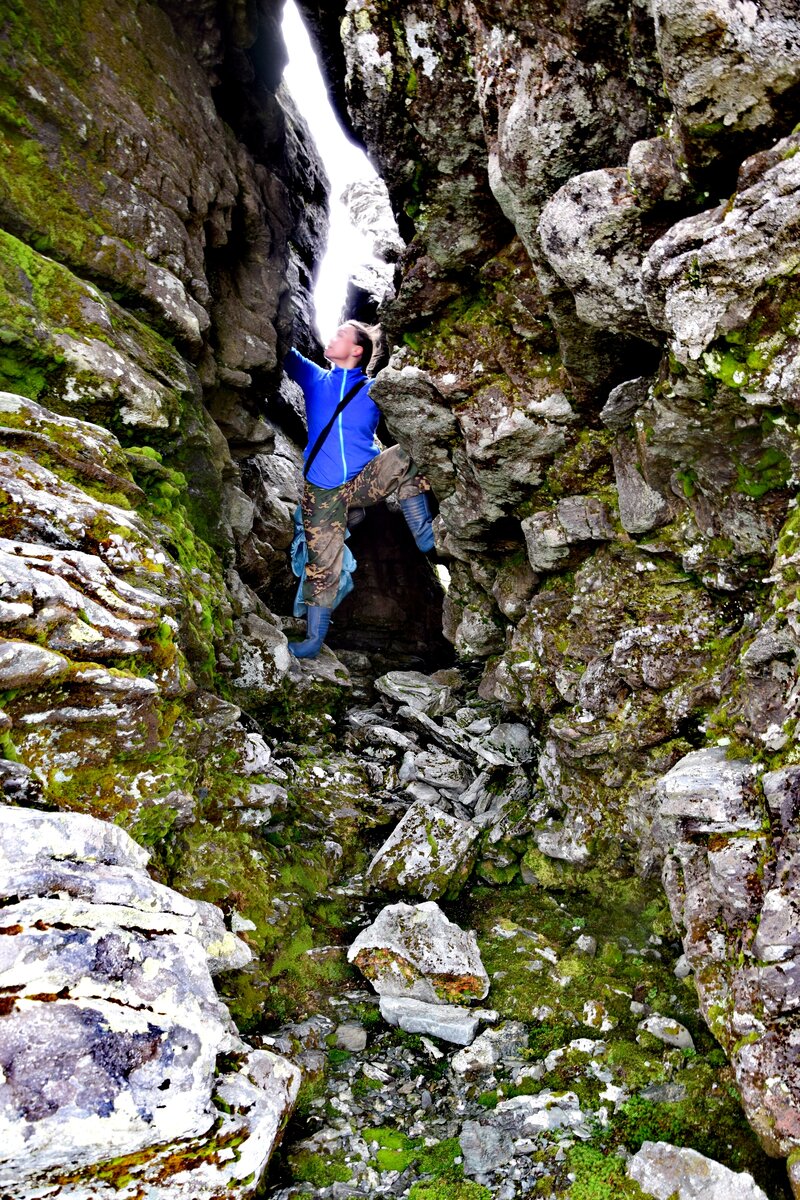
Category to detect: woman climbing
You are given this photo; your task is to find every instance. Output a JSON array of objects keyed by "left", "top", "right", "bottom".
[{"left": 284, "top": 320, "right": 435, "bottom": 659}]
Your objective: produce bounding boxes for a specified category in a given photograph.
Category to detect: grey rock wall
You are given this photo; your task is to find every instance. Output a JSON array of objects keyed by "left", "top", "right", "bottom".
[
  {"left": 303, "top": 0, "right": 800, "bottom": 1184},
  {"left": 0, "top": 2, "right": 327, "bottom": 1193}
]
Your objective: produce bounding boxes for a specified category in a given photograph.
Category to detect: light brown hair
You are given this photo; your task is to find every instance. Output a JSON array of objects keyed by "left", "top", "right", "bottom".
[{"left": 346, "top": 320, "right": 382, "bottom": 374}]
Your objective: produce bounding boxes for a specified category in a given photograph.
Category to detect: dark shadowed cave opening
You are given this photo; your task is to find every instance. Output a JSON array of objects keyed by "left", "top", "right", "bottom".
[{"left": 326, "top": 505, "right": 453, "bottom": 671}]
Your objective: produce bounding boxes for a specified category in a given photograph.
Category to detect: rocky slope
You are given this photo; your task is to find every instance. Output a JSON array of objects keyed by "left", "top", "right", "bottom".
[
  {"left": 4, "top": 0, "right": 800, "bottom": 1197},
  {"left": 301, "top": 0, "right": 800, "bottom": 1190}
]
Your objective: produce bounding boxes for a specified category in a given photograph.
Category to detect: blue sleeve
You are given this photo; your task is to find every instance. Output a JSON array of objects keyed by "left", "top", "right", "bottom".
[{"left": 284, "top": 348, "right": 327, "bottom": 390}]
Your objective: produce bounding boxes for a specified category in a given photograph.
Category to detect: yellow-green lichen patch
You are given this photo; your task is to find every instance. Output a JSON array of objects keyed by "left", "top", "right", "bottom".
[
  {"left": 458, "top": 881, "right": 689, "bottom": 1033},
  {"left": 4, "top": 681, "right": 199, "bottom": 834}
]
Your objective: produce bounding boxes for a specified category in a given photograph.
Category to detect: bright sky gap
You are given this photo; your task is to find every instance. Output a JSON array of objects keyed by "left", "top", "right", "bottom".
[{"left": 281, "top": 0, "right": 379, "bottom": 339}]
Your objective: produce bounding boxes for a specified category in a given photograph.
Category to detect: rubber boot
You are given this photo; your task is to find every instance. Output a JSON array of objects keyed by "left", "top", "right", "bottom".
[
  {"left": 399, "top": 492, "right": 435, "bottom": 553},
  {"left": 289, "top": 605, "right": 332, "bottom": 659}
]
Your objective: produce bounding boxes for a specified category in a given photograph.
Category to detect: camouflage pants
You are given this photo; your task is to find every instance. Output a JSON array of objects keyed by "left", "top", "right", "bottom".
[{"left": 302, "top": 445, "right": 430, "bottom": 606}]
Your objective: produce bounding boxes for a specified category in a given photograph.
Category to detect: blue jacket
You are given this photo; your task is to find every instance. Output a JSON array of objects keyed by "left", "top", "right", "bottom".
[{"left": 284, "top": 349, "right": 380, "bottom": 489}]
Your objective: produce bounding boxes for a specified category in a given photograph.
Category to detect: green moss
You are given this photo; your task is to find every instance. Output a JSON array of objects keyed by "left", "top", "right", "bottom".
[
  {"left": 521, "top": 845, "right": 579, "bottom": 890},
  {"left": 360, "top": 1129, "right": 464, "bottom": 1180},
  {"left": 353, "top": 1073, "right": 383, "bottom": 1097},
  {"left": 418, "top": 1139, "right": 462, "bottom": 1176},
  {"left": 675, "top": 466, "right": 698, "bottom": 498},
  {"left": 566, "top": 1146, "right": 647, "bottom": 1200},
  {"left": 127, "top": 800, "right": 182, "bottom": 848},
  {"left": 0, "top": 132, "right": 107, "bottom": 261},
  {"left": 363, "top": 1126, "right": 419, "bottom": 1173},
  {"left": 409, "top": 1182, "right": 491, "bottom": 1200},
  {"left": 0, "top": 729, "right": 19, "bottom": 762},
  {"left": 288, "top": 1148, "right": 352, "bottom": 1186},
  {"left": 167, "top": 803, "right": 366, "bottom": 1030},
  {"left": 735, "top": 446, "right": 791, "bottom": 498},
  {"left": 376, "top": 1145, "right": 418, "bottom": 1172},
  {"left": 691, "top": 120, "right": 726, "bottom": 137},
  {"left": 132, "top": 462, "right": 232, "bottom": 689}
]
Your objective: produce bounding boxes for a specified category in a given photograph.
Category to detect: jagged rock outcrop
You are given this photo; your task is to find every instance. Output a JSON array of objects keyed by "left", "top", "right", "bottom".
[
  {"left": 7, "top": 0, "right": 800, "bottom": 1192},
  {"left": 0, "top": 805, "right": 300, "bottom": 1198},
  {"left": 342, "top": 176, "right": 403, "bottom": 318},
  {"left": 293, "top": 0, "right": 800, "bottom": 1186},
  {"left": 0, "top": 3, "right": 342, "bottom": 1194}
]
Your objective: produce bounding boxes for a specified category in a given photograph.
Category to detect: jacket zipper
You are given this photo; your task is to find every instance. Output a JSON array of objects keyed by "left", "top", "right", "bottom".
[{"left": 338, "top": 371, "right": 348, "bottom": 485}]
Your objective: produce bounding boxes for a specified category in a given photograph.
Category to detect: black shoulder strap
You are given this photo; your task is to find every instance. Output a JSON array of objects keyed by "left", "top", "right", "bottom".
[{"left": 303, "top": 379, "right": 368, "bottom": 480}]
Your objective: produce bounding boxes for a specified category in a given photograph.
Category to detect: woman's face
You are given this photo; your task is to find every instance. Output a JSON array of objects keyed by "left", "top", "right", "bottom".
[{"left": 324, "top": 324, "right": 360, "bottom": 365}]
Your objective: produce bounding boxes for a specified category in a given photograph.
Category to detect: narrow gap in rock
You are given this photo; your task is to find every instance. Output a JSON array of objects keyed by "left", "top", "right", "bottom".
[{"left": 280, "top": 0, "right": 451, "bottom": 673}]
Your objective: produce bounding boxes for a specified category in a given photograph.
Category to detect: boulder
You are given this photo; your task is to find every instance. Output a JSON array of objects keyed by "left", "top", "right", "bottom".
[
  {"left": 451, "top": 1022, "right": 529, "bottom": 1077},
  {"left": 459, "top": 1119, "right": 515, "bottom": 1175},
  {"left": 366, "top": 801, "right": 480, "bottom": 900},
  {"left": 643, "top": 132, "right": 800, "bottom": 384},
  {"left": 611, "top": 437, "right": 671, "bottom": 535},
  {"left": 600, "top": 376, "right": 652, "bottom": 430},
  {"left": 652, "top": 0, "right": 800, "bottom": 157},
  {"left": 348, "top": 900, "right": 489, "bottom": 1004},
  {"left": 398, "top": 748, "right": 475, "bottom": 795},
  {"left": 658, "top": 747, "right": 762, "bottom": 833},
  {"left": 538, "top": 167, "right": 654, "bottom": 341},
  {"left": 0, "top": 806, "right": 298, "bottom": 1197},
  {"left": 522, "top": 496, "right": 614, "bottom": 573},
  {"left": 638, "top": 1015, "right": 694, "bottom": 1051},
  {"left": 628, "top": 1140, "right": 770, "bottom": 1200},
  {"left": 492, "top": 1091, "right": 590, "bottom": 1137},
  {"left": 0, "top": 805, "right": 251, "bottom": 972},
  {"left": 379, "top": 996, "right": 481, "bottom": 1046},
  {"left": 374, "top": 669, "right": 456, "bottom": 715}
]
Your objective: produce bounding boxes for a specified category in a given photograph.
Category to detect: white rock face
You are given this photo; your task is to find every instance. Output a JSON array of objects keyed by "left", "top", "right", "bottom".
[
  {"left": 0, "top": 534, "right": 168, "bottom": 658},
  {"left": 0, "top": 806, "right": 298, "bottom": 1197},
  {"left": 538, "top": 167, "right": 653, "bottom": 340},
  {"left": 652, "top": 0, "right": 800, "bottom": 145},
  {"left": 628, "top": 1140, "right": 770, "bottom": 1200},
  {"left": 643, "top": 133, "right": 800, "bottom": 375},
  {"left": 0, "top": 807, "right": 251, "bottom": 973},
  {"left": 379, "top": 996, "right": 480, "bottom": 1046},
  {"left": 366, "top": 801, "right": 480, "bottom": 900},
  {"left": 638, "top": 1015, "right": 694, "bottom": 1051},
  {"left": 658, "top": 747, "right": 761, "bottom": 832},
  {"left": 348, "top": 901, "right": 489, "bottom": 1003}
]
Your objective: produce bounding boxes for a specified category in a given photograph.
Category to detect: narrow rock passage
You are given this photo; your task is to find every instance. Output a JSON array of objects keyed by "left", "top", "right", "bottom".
[{"left": 242, "top": 665, "right": 791, "bottom": 1200}]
